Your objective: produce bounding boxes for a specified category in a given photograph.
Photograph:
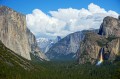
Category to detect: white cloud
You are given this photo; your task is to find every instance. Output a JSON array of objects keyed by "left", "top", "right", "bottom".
[
  {"left": 26, "top": 3, "right": 119, "bottom": 38},
  {"left": 88, "top": 3, "right": 107, "bottom": 14}
]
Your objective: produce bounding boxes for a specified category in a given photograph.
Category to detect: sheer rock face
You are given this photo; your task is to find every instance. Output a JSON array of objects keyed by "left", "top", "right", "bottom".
[
  {"left": 0, "top": 6, "right": 31, "bottom": 60},
  {"left": 77, "top": 32, "right": 104, "bottom": 64},
  {"left": 98, "top": 16, "right": 120, "bottom": 37},
  {"left": 0, "top": 6, "right": 49, "bottom": 60}
]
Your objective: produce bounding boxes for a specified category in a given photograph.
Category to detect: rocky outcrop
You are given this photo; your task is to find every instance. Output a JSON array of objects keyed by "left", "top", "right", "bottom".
[
  {"left": 98, "top": 16, "right": 120, "bottom": 37},
  {"left": 77, "top": 16, "right": 120, "bottom": 64},
  {"left": 0, "top": 6, "right": 47, "bottom": 60}
]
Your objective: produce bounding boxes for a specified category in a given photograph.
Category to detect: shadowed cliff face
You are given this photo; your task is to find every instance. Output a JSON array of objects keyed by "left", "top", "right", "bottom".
[
  {"left": 26, "top": 28, "right": 38, "bottom": 52},
  {"left": 26, "top": 28, "right": 49, "bottom": 61},
  {"left": 77, "top": 16, "right": 120, "bottom": 64}
]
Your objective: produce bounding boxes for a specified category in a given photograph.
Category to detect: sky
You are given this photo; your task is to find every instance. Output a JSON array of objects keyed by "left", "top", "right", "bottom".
[{"left": 0, "top": 0, "right": 120, "bottom": 39}]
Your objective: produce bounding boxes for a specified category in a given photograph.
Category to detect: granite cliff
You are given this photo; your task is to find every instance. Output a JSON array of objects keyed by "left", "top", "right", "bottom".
[
  {"left": 98, "top": 16, "right": 120, "bottom": 37},
  {"left": 77, "top": 16, "right": 120, "bottom": 64},
  {"left": 0, "top": 6, "right": 47, "bottom": 60}
]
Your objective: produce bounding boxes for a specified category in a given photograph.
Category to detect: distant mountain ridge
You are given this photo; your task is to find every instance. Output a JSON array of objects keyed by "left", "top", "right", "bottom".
[
  {"left": 46, "top": 29, "right": 98, "bottom": 60},
  {"left": 37, "top": 36, "right": 62, "bottom": 53},
  {"left": 37, "top": 38, "right": 53, "bottom": 53}
]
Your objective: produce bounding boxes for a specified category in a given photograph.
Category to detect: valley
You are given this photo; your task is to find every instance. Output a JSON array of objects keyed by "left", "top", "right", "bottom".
[
  {"left": 0, "top": 2, "right": 120, "bottom": 79},
  {"left": 0, "top": 39, "right": 120, "bottom": 79}
]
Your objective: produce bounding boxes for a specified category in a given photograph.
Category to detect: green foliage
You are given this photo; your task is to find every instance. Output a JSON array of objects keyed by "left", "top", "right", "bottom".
[{"left": 0, "top": 41, "right": 120, "bottom": 79}]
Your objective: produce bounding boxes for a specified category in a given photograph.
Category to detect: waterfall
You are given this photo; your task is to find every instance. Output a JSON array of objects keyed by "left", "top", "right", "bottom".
[{"left": 96, "top": 48, "right": 104, "bottom": 65}]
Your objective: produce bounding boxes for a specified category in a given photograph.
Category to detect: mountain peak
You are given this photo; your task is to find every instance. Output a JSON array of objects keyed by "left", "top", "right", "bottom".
[
  {"left": 0, "top": 5, "right": 10, "bottom": 9},
  {"left": 98, "top": 16, "right": 120, "bottom": 37},
  {"left": 0, "top": 5, "right": 14, "bottom": 12},
  {"left": 0, "top": 5, "right": 24, "bottom": 16}
]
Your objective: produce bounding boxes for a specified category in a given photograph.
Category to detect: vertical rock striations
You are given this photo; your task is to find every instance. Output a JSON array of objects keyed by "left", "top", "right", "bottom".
[
  {"left": 0, "top": 6, "right": 31, "bottom": 60},
  {"left": 0, "top": 6, "right": 47, "bottom": 60}
]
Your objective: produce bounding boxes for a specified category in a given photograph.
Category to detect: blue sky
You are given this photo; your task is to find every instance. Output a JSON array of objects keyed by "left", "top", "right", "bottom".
[
  {"left": 1, "top": 0, "right": 120, "bottom": 14},
  {"left": 0, "top": 0, "right": 120, "bottom": 39}
]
